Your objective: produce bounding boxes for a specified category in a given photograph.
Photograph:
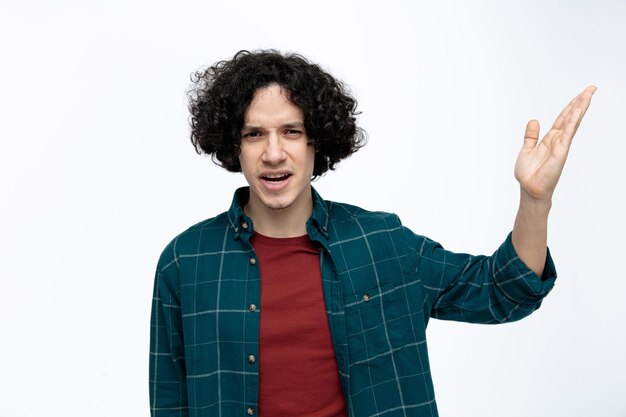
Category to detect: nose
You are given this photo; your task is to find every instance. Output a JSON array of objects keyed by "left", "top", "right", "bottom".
[{"left": 261, "top": 132, "right": 286, "bottom": 164}]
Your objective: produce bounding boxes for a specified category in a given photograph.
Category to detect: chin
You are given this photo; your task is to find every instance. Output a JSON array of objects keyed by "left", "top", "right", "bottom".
[{"left": 262, "top": 197, "right": 294, "bottom": 211}]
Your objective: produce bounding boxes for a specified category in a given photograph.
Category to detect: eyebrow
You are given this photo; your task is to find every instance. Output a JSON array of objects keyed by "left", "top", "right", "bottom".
[{"left": 241, "top": 121, "right": 305, "bottom": 131}]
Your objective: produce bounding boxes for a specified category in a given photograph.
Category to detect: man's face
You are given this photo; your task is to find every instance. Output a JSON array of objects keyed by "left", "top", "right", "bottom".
[{"left": 239, "top": 84, "right": 315, "bottom": 216}]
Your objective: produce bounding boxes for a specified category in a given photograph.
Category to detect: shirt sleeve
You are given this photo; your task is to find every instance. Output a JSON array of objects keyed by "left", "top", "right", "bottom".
[
  {"left": 414, "top": 231, "right": 557, "bottom": 324},
  {"left": 149, "top": 241, "right": 189, "bottom": 416}
]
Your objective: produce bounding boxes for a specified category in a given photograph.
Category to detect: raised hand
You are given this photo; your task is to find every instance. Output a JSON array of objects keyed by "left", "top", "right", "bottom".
[{"left": 514, "top": 86, "right": 596, "bottom": 203}]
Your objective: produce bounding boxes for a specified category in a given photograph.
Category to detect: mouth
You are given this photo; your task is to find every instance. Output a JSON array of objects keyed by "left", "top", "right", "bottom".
[{"left": 261, "top": 173, "right": 292, "bottom": 183}]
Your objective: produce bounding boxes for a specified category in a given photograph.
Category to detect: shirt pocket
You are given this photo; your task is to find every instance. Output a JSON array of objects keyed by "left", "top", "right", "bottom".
[{"left": 343, "top": 282, "right": 405, "bottom": 368}]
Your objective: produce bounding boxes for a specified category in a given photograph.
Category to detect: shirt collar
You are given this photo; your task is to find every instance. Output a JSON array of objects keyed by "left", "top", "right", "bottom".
[{"left": 226, "top": 186, "right": 330, "bottom": 247}]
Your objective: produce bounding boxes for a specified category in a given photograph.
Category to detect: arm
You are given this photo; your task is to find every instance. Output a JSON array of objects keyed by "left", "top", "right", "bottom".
[
  {"left": 512, "top": 86, "right": 596, "bottom": 277},
  {"left": 414, "top": 229, "right": 557, "bottom": 324},
  {"left": 418, "top": 88, "right": 595, "bottom": 322},
  {"left": 149, "top": 245, "right": 189, "bottom": 416}
]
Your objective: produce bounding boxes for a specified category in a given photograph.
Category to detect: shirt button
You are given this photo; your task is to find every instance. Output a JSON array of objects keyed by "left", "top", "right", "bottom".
[
  {"left": 234, "top": 226, "right": 239, "bottom": 233},
  {"left": 248, "top": 304, "right": 257, "bottom": 312},
  {"left": 249, "top": 257, "right": 257, "bottom": 266},
  {"left": 247, "top": 406, "right": 255, "bottom": 415},
  {"left": 241, "top": 221, "right": 249, "bottom": 229},
  {"left": 248, "top": 354, "right": 256, "bottom": 363},
  {"left": 363, "top": 293, "right": 371, "bottom": 302}
]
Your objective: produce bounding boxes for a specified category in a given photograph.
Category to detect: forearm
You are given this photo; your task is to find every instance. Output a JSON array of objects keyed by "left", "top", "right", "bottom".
[{"left": 511, "top": 191, "right": 552, "bottom": 278}]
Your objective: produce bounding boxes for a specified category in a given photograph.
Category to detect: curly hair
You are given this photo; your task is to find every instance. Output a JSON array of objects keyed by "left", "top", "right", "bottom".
[{"left": 187, "top": 49, "right": 366, "bottom": 177}]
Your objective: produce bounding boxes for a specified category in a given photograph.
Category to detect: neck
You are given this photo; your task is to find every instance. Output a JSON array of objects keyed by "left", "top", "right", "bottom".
[{"left": 244, "top": 189, "right": 313, "bottom": 238}]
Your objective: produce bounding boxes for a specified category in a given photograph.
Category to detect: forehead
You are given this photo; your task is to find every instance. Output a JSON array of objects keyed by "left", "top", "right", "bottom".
[{"left": 244, "top": 85, "right": 303, "bottom": 125}]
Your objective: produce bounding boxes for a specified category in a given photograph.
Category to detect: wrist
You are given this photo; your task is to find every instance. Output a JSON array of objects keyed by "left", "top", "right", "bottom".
[{"left": 519, "top": 189, "right": 552, "bottom": 215}]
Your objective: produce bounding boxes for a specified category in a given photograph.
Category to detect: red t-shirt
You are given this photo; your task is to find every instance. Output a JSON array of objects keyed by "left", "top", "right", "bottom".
[{"left": 251, "top": 232, "right": 348, "bottom": 417}]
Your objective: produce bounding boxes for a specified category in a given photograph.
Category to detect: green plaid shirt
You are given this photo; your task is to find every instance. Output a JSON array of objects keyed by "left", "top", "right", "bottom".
[{"left": 150, "top": 187, "right": 556, "bottom": 417}]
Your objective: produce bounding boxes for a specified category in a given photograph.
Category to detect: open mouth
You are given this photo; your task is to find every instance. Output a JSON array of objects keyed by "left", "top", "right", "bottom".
[{"left": 261, "top": 174, "right": 291, "bottom": 183}]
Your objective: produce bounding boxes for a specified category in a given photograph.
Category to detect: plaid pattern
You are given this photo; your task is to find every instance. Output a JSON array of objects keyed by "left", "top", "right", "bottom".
[{"left": 150, "top": 187, "right": 556, "bottom": 417}]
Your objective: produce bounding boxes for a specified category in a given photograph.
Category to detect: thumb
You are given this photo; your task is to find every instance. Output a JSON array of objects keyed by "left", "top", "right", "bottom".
[{"left": 523, "top": 119, "right": 540, "bottom": 149}]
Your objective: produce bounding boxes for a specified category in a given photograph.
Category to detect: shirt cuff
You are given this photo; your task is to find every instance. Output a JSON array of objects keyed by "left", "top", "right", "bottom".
[{"left": 493, "top": 232, "right": 557, "bottom": 304}]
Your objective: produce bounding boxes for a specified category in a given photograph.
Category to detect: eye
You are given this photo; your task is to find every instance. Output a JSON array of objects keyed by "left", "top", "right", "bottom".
[
  {"left": 242, "top": 131, "right": 261, "bottom": 139},
  {"left": 285, "top": 129, "right": 303, "bottom": 136}
]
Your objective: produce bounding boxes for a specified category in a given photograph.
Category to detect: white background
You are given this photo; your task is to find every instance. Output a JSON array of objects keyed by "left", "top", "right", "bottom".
[{"left": 1, "top": 1, "right": 625, "bottom": 416}]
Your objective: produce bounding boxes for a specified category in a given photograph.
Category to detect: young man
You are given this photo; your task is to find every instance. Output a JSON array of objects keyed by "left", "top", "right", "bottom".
[{"left": 150, "top": 50, "right": 595, "bottom": 417}]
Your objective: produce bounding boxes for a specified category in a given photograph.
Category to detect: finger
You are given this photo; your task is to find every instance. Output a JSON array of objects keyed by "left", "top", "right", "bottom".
[
  {"left": 551, "top": 86, "right": 596, "bottom": 131},
  {"left": 551, "top": 93, "right": 580, "bottom": 130},
  {"left": 577, "top": 85, "right": 597, "bottom": 121},
  {"left": 560, "top": 86, "right": 596, "bottom": 143},
  {"left": 557, "top": 106, "right": 584, "bottom": 153},
  {"left": 523, "top": 119, "right": 541, "bottom": 149}
]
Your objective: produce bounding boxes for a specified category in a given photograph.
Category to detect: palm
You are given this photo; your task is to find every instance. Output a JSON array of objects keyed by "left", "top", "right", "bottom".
[{"left": 514, "top": 86, "right": 596, "bottom": 201}]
